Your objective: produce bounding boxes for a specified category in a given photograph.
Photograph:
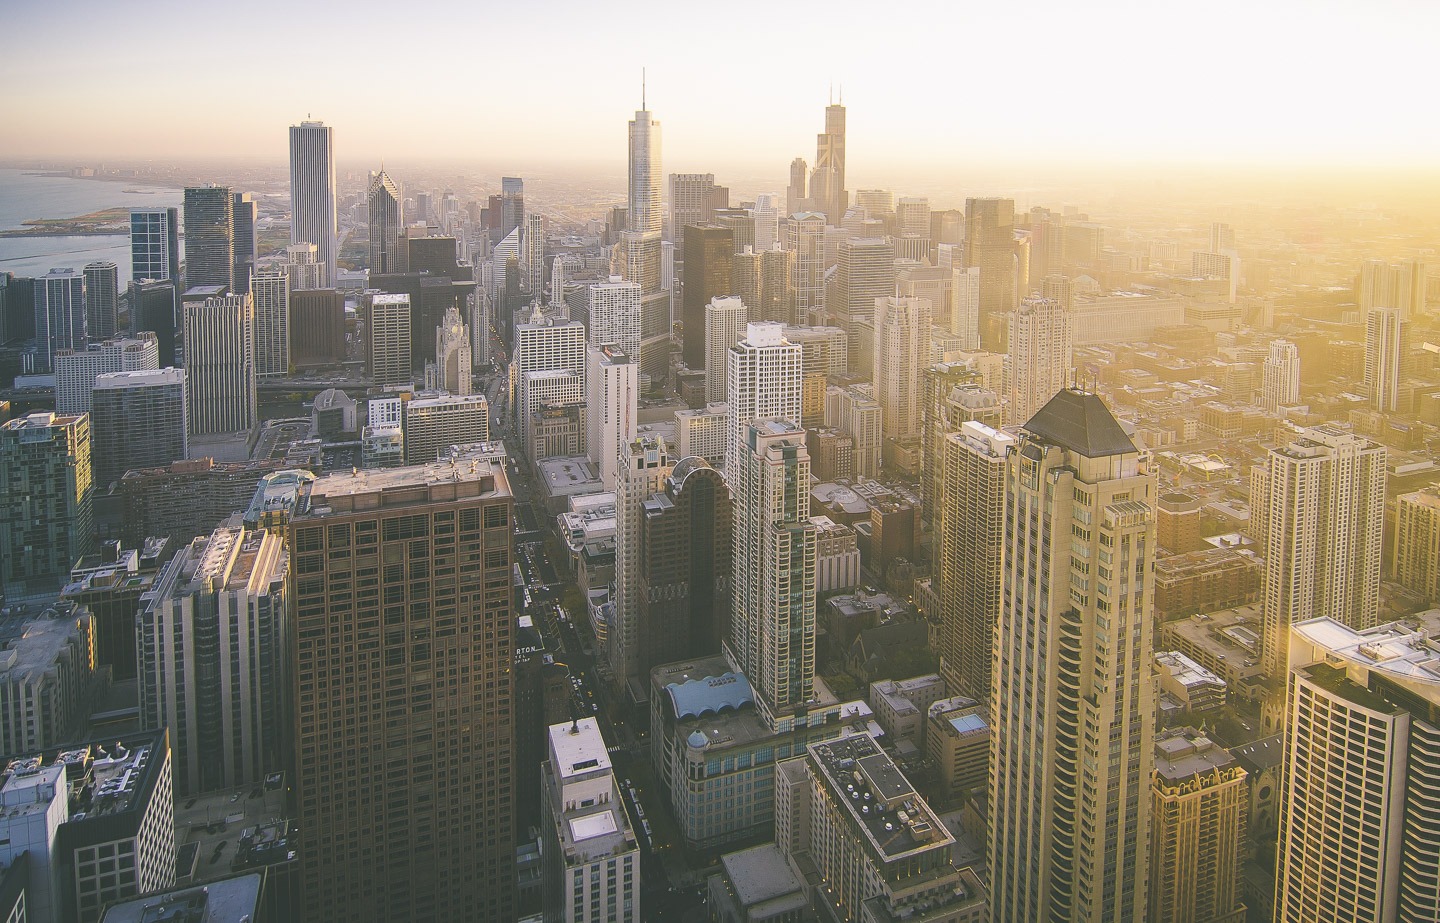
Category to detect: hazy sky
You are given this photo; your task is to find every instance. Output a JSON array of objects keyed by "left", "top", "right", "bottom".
[{"left": 4, "top": 0, "right": 1437, "bottom": 178}]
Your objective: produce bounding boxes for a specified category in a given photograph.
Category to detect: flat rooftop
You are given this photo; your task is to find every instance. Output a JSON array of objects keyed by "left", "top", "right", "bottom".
[
  {"left": 808, "top": 734, "right": 951, "bottom": 863},
  {"left": 1293, "top": 617, "right": 1440, "bottom": 687},
  {"left": 720, "top": 843, "right": 807, "bottom": 910},
  {"left": 1154, "top": 728, "right": 1238, "bottom": 785},
  {"left": 548, "top": 718, "right": 611, "bottom": 780},
  {"left": 98, "top": 872, "right": 263, "bottom": 923},
  {"left": 298, "top": 456, "right": 511, "bottom": 507}
]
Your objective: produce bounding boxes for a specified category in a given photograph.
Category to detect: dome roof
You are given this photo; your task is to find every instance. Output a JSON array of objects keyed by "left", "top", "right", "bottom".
[{"left": 687, "top": 731, "right": 709, "bottom": 750}]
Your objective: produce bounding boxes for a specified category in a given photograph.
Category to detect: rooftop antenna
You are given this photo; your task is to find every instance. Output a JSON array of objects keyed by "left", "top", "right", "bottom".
[
  {"left": 829, "top": 82, "right": 833, "bottom": 105},
  {"left": 642, "top": 68, "right": 646, "bottom": 110}
]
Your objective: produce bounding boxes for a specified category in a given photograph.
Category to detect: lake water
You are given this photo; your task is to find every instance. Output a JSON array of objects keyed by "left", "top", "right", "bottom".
[{"left": 0, "top": 168, "right": 182, "bottom": 278}]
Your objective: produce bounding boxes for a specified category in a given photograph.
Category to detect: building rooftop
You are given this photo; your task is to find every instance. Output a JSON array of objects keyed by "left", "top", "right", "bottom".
[
  {"left": 173, "top": 777, "right": 291, "bottom": 886},
  {"left": 3, "top": 731, "right": 168, "bottom": 830},
  {"left": 98, "top": 873, "right": 263, "bottom": 923},
  {"left": 93, "top": 368, "right": 186, "bottom": 389},
  {"left": 1153, "top": 727, "right": 1239, "bottom": 786},
  {"left": 1022, "top": 389, "right": 1136, "bottom": 458},
  {"left": 665, "top": 672, "right": 754, "bottom": 721},
  {"left": 548, "top": 718, "right": 611, "bottom": 780},
  {"left": 0, "top": 608, "right": 88, "bottom": 683},
  {"left": 808, "top": 734, "right": 951, "bottom": 862},
  {"left": 1293, "top": 617, "right": 1440, "bottom": 687},
  {"left": 718, "top": 843, "right": 806, "bottom": 909},
  {"left": 297, "top": 456, "right": 510, "bottom": 509},
  {"left": 1228, "top": 734, "right": 1285, "bottom": 774},
  {"left": 1155, "top": 650, "right": 1226, "bottom": 690}
]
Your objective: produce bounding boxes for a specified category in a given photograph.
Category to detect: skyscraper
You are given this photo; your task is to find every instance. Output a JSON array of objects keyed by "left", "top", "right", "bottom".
[
  {"left": 183, "top": 185, "right": 235, "bottom": 291},
  {"left": 1394, "top": 486, "right": 1440, "bottom": 606},
  {"left": 872, "top": 295, "right": 930, "bottom": 440},
  {"left": 128, "top": 279, "right": 177, "bottom": 366},
  {"left": 251, "top": 268, "right": 290, "bottom": 377},
  {"left": 618, "top": 100, "right": 668, "bottom": 381},
  {"left": 587, "top": 343, "right": 638, "bottom": 492},
  {"left": 83, "top": 260, "right": 119, "bottom": 340},
  {"left": 1250, "top": 425, "right": 1386, "bottom": 676},
  {"left": 1359, "top": 256, "right": 1426, "bottom": 319},
  {"left": 724, "top": 322, "right": 802, "bottom": 473},
  {"left": 183, "top": 293, "right": 257, "bottom": 435},
  {"left": 786, "top": 157, "right": 807, "bottom": 216},
  {"left": 611, "top": 434, "right": 674, "bottom": 691},
  {"left": 90, "top": 368, "right": 188, "bottom": 486},
  {"left": 287, "top": 461, "right": 516, "bottom": 922},
  {"left": 809, "top": 100, "right": 847, "bottom": 223},
  {"left": 1007, "top": 295, "right": 1072, "bottom": 427},
  {"left": 367, "top": 169, "right": 403, "bottom": 275},
  {"left": 989, "top": 389, "right": 1155, "bottom": 923},
  {"left": 129, "top": 207, "right": 180, "bottom": 284},
  {"left": 759, "top": 245, "right": 794, "bottom": 324},
  {"left": 401, "top": 393, "right": 490, "bottom": 464},
  {"left": 951, "top": 264, "right": 981, "bottom": 347},
  {"left": 935, "top": 421, "right": 1012, "bottom": 701},
  {"left": 511, "top": 316, "right": 587, "bottom": 456},
  {"left": 141, "top": 521, "right": 289, "bottom": 795},
  {"left": 964, "top": 197, "right": 1017, "bottom": 349},
  {"left": 1364, "top": 307, "right": 1405, "bottom": 412},
  {"left": 1276, "top": 617, "right": 1440, "bottom": 922},
  {"left": 522, "top": 213, "right": 545, "bottom": 298},
  {"left": 33, "top": 267, "right": 86, "bottom": 369},
  {"left": 289, "top": 120, "right": 338, "bottom": 287},
  {"left": 783, "top": 212, "right": 826, "bottom": 326},
  {"left": 704, "top": 296, "right": 747, "bottom": 405},
  {"left": 232, "top": 191, "right": 257, "bottom": 291},
  {"left": 1261, "top": 338, "right": 1301, "bottom": 412},
  {"left": 282, "top": 242, "right": 324, "bottom": 292},
  {"left": 585, "top": 277, "right": 643, "bottom": 360},
  {"left": 433, "top": 304, "right": 472, "bottom": 395},
  {"left": 1148, "top": 727, "right": 1247, "bottom": 923},
  {"left": 53, "top": 333, "right": 160, "bottom": 414},
  {"left": 291, "top": 288, "right": 346, "bottom": 365},
  {"left": 833, "top": 236, "right": 895, "bottom": 354},
  {"left": 667, "top": 173, "right": 719, "bottom": 246},
  {"left": 501, "top": 176, "right": 524, "bottom": 239},
  {"left": 681, "top": 225, "right": 734, "bottom": 369},
  {"left": 0, "top": 412, "right": 94, "bottom": 598},
  {"left": 367, "top": 293, "right": 413, "bottom": 387},
  {"left": 725, "top": 419, "right": 816, "bottom": 731}
]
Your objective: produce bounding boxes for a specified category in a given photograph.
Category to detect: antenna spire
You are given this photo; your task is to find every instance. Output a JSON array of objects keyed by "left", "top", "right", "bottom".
[
  {"left": 642, "top": 68, "right": 646, "bottom": 110},
  {"left": 829, "top": 82, "right": 833, "bottom": 105}
]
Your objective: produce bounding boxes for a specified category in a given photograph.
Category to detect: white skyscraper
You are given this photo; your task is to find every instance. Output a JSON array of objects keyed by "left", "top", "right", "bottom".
[
  {"left": 989, "top": 389, "right": 1156, "bottom": 923},
  {"left": 704, "top": 296, "right": 748, "bottom": 404},
  {"left": 951, "top": 265, "right": 981, "bottom": 348},
  {"left": 512, "top": 316, "right": 587, "bottom": 454},
  {"left": 724, "top": 322, "right": 802, "bottom": 472},
  {"left": 289, "top": 120, "right": 337, "bottom": 287},
  {"left": 587, "top": 344, "right": 638, "bottom": 492},
  {"left": 611, "top": 433, "right": 672, "bottom": 689},
  {"left": 872, "top": 295, "right": 931, "bottom": 439},
  {"left": 1277, "top": 617, "right": 1440, "bottom": 923},
  {"left": 53, "top": 333, "right": 160, "bottom": 414},
  {"left": 251, "top": 268, "right": 290, "bottom": 378},
  {"left": 129, "top": 207, "right": 180, "bottom": 284},
  {"left": 523, "top": 213, "right": 545, "bottom": 298},
  {"left": 617, "top": 100, "right": 669, "bottom": 381},
  {"left": 725, "top": 419, "right": 817, "bottom": 731},
  {"left": 586, "top": 277, "right": 643, "bottom": 360},
  {"left": 1261, "top": 338, "right": 1301, "bottom": 412},
  {"left": 433, "top": 305, "right": 472, "bottom": 396},
  {"left": 1364, "top": 307, "right": 1406, "bottom": 412},
  {"left": 751, "top": 193, "right": 782, "bottom": 251},
  {"left": 34, "top": 267, "right": 86, "bottom": 369},
  {"left": 281, "top": 242, "right": 323, "bottom": 292},
  {"left": 1251, "top": 424, "right": 1386, "bottom": 676},
  {"left": 367, "top": 293, "right": 412, "bottom": 388},
  {"left": 1359, "top": 257, "right": 1427, "bottom": 319},
  {"left": 183, "top": 293, "right": 257, "bottom": 436},
  {"left": 1007, "top": 295, "right": 1072, "bottom": 426}
]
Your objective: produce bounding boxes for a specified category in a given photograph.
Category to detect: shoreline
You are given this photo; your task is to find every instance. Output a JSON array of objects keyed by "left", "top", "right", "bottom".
[{"left": 0, "top": 228, "right": 129, "bottom": 238}]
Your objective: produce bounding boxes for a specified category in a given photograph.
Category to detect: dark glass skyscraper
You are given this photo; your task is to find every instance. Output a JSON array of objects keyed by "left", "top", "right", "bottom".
[
  {"left": 680, "top": 224, "right": 733, "bottom": 369},
  {"left": 232, "top": 192, "right": 257, "bottom": 291},
  {"left": 183, "top": 186, "right": 235, "bottom": 291}
]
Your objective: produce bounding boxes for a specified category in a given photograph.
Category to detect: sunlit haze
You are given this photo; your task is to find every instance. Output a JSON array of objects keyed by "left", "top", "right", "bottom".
[{"left": 5, "top": 0, "right": 1439, "bottom": 183}]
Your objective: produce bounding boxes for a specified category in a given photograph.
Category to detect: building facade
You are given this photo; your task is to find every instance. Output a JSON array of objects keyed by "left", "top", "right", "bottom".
[
  {"left": 183, "top": 294, "right": 257, "bottom": 436},
  {"left": 90, "top": 368, "right": 188, "bottom": 487},
  {"left": 289, "top": 121, "right": 338, "bottom": 287},
  {"left": 0, "top": 412, "right": 94, "bottom": 598}
]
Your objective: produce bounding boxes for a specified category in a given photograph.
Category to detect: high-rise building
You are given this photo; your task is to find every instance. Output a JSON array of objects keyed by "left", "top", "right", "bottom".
[
  {"left": 289, "top": 120, "right": 338, "bottom": 287},
  {"left": 1395, "top": 486, "right": 1440, "bottom": 606},
  {"left": 53, "top": 333, "right": 160, "bottom": 414},
  {"left": 251, "top": 268, "right": 290, "bottom": 377},
  {"left": 1261, "top": 338, "right": 1301, "bottom": 412},
  {"left": 784, "top": 212, "right": 827, "bottom": 326},
  {"left": 1364, "top": 307, "right": 1406, "bottom": 412},
  {"left": 964, "top": 197, "right": 1016, "bottom": 349},
  {"left": 33, "top": 267, "right": 86, "bottom": 369},
  {"left": 287, "top": 461, "right": 516, "bottom": 922},
  {"left": 83, "top": 260, "right": 119, "bottom": 340},
  {"left": 290, "top": 288, "right": 346, "bottom": 365},
  {"left": 1149, "top": 727, "right": 1247, "bottom": 923},
  {"left": 523, "top": 212, "right": 545, "bottom": 298},
  {"left": 872, "top": 295, "right": 930, "bottom": 439},
  {"left": 401, "top": 393, "right": 490, "bottom": 464},
  {"left": 834, "top": 236, "right": 895, "bottom": 355},
  {"left": 1250, "top": 425, "right": 1386, "bottom": 676},
  {"left": 726, "top": 419, "right": 816, "bottom": 731},
  {"left": 501, "top": 176, "right": 525, "bottom": 239},
  {"left": 585, "top": 277, "right": 643, "bottom": 360},
  {"left": 90, "top": 368, "right": 188, "bottom": 486},
  {"left": 183, "top": 293, "right": 257, "bottom": 436},
  {"left": 129, "top": 207, "right": 180, "bottom": 284},
  {"left": 0, "top": 412, "right": 94, "bottom": 598},
  {"left": 539, "top": 718, "right": 641, "bottom": 923},
  {"left": 730, "top": 245, "right": 762, "bottom": 316},
  {"left": 786, "top": 157, "right": 807, "bottom": 216},
  {"left": 724, "top": 322, "right": 802, "bottom": 473},
  {"left": 281, "top": 242, "right": 324, "bottom": 292},
  {"left": 751, "top": 193, "right": 782, "bottom": 251},
  {"left": 674, "top": 403, "right": 727, "bottom": 467},
  {"left": 667, "top": 173, "right": 719, "bottom": 246},
  {"left": 935, "top": 421, "right": 1013, "bottom": 701},
  {"left": 512, "top": 316, "right": 587, "bottom": 453},
  {"left": 586, "top": 344, "right": 638, "bottom": 492},
  {"left": 951, "top": 265, "right": 982, "bottom": 348},
  {"left": 183, "top": 185, "right": 235, "bottom": 292},
  {"left": 989, "top": 389, "right": 1155, "bottom": 923},
  {"left": 759, "top": 245, "right": 794, "bottom": 324},
  {"left": 140, "top": 522, "right": 289, "bottom": 795},
  {"left": 0, "top": 608, "right": 94, "bottom": 756},
  {"left": 615, "top": 102, "right": 669, "bottom": 381},
  {"left": 611, "top": 434, "right": 673, "bottom": 693},
  {"left": 128, "top": 279, "right": 177, "bottom": 366},
  {"left": 367, "top": 169, "right": 403, "bottom": 275},
  {"left": 703, "top": 296, "right": 747, "bottom": 404},
  {"left": 1276, "top": 617, "right": 1440, "bottom": 922},
  {"left": 432, "top": 305, "right": 472, "bottom": 395},
  {"left": 1007, "top": 295, "right": 1072, "bottom": 427},
  {"left": 232, "top": 191, "right": 257, "bottom": 290},
  {"left": 809, "top": 101, "right": 847, "bottom": 223},
  {"left": 824, "top": 382, "right": 883, "bottom": 478},
  {"left": 681, "top": 225, "right": 734, "bottom": 369},
  {"left": 367, "top": 292, "right": 413, "bottom": 387},
  {"left": 1359, "top": 257, "right": 1426, "bottom": 319}
]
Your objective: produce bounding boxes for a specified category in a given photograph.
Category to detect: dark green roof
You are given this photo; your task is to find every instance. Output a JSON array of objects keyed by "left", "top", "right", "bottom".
[{"left": 1023, "top": 389, "right": 1136, "bottom": 458}]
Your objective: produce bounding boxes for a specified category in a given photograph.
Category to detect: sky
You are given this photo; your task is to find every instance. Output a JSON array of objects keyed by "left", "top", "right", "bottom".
[{"left": 4, "top": 0, "right": 1438, "bottom": 181}]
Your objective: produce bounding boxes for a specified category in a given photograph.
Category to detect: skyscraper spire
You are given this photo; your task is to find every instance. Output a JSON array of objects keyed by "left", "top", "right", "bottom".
[{"left": 642, "top": 67, "right": 646, "bottom": 110}]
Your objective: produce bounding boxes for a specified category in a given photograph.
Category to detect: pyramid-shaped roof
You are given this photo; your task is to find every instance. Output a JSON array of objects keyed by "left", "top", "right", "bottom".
[{"left": 1023, "top": 389, "right": 1136, "bottom": 458}]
